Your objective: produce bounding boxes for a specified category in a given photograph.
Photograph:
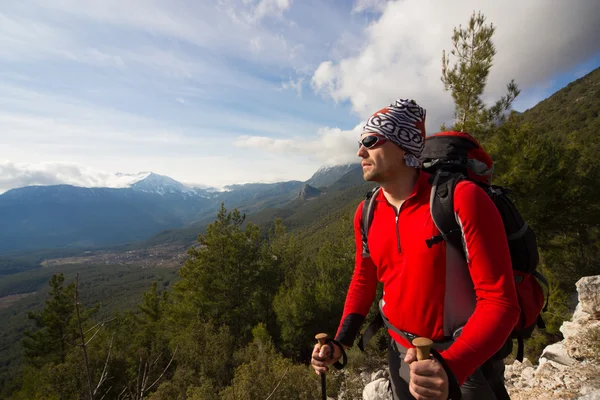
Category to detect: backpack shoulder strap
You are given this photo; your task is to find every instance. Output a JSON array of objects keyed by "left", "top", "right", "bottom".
[
  {"left": 356, "top": 186, "right": 381, "bottom": 351},
  {"left": 361, "top": 186, "right": 380, "bottom": 258},
  {"left": 427, "top": 171, "right": 464, "bottom": 253}
]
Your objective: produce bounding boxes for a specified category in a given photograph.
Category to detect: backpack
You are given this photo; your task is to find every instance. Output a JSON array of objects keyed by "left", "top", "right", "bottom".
[{"left": 358, "top": 131, "right": 548, "bottom": 362}]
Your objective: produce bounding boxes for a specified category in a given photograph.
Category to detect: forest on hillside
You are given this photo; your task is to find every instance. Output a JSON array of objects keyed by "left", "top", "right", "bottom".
[{"left": 2, "top": 11, "right": 599, "bottom": 400}]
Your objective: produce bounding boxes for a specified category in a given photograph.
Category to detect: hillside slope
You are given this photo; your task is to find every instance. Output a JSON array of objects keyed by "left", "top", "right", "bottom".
[{"left": 519, "top": 66, "right": 599, "bottom": 138}]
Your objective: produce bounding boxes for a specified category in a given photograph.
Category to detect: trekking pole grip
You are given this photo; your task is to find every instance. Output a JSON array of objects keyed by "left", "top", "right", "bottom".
[
  {"left": 315, "top": 333, "right": 328, "bottom": 400},
  {"left": 412, "top": 337, "right": 433, "bottom": 361},
  {"left": 316, "top": 333, "right": 328, "bottom": 349}
]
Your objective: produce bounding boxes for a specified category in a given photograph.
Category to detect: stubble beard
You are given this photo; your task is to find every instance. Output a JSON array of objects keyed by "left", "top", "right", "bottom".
[{"left": 363, "top": 168, "right": 382, "bottom": 182}]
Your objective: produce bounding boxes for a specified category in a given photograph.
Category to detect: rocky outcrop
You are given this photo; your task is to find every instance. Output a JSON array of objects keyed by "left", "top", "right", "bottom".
[
  {"left": 505, "top": 275, "right": 600, "bottom": 399},
  {"left": 297, "top": 184, "right": 322, "bottom": 200},
  {"left": 363, "top": 371, "right": 392, "bottom": 400}
]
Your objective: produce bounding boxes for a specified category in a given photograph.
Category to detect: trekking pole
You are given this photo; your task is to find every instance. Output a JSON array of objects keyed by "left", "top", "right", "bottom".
[
  {"left": 315, "top": 333, "right": 328, "bottom": 400},
  {"left": 412, "top": 337, "right": 433, "bottom": 361}
]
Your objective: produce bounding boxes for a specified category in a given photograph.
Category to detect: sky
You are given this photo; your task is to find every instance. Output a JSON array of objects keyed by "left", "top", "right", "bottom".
[{"left": 1, "top": 0, "right": 599, "bottom": 192}]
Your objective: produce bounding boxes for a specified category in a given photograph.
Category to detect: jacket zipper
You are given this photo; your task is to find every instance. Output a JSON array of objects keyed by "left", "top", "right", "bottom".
[
  {"left": 395, "top": 200, "right": 408, "bottom": 253},
  {"left": 395, "top": 213, "right": 401, "bottom": 253}
]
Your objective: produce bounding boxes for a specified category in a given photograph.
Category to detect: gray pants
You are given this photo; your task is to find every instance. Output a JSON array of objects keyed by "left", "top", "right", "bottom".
[{"left": 388, "top": 339, "right": 511, "bottom": 400}]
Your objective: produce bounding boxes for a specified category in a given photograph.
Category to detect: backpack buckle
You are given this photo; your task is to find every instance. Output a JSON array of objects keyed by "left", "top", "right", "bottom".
[{"left": 425, "top": 235, "right": 444, "bottom": 248}]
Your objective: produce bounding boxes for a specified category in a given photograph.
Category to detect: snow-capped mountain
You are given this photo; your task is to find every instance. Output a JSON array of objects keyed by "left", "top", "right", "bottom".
[
  {"left": 129, "top": 172, "right": 195, "bottom": 195},
  {"left": 306, "top": 163, "right": 361, "bottom": 188},
  {"left": 96, "top": 172, "right": 219, "bottom": 197},
  {"left": 113, "top": 171, "right": 152, "bottom": 185},
  {"left": 0, "top": 167, "right": 211, "bottom": 196}
]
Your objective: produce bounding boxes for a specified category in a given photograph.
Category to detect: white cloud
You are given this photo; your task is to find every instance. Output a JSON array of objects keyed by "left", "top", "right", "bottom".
[
  {"left": 0, "top": 0, "right": 308, "bottom": 74},
  {"left": 254, "top": 0, "right": 292, "bottom": 21},
  {"left": 279, "top": 77, "right": 304, "bottom": 96},
  {"left": 249, "top": 37, "right": 262, "bottom": 54},
  {"left": 312, "top": 0, "right": 600, "bottom": 131},
  {"left": 352, "top": 0, "right": 388, "bottom": 14},
  {"left": 0, "top": 12, "right": 234, "bottom": 81},
  {"left": 221, "top": 0, "right": 293, "bottom": 24},
  {"left": 0, "top": 161, "right": 150, "bottom": 194},
  {"left": 234, "top": 122, "right": 363, "bottom": 166},
  {"left": 0, "top": 84, "right": 192, "bottom": 146},
  {"left": 0, "top": 81, "right": 324, "bottom": 149},
  {"left": 81, "top": 48, "right": 126, "bottom": 68},
  {"left": 0, "top": 12, "right": 73, "bottom": 61}
]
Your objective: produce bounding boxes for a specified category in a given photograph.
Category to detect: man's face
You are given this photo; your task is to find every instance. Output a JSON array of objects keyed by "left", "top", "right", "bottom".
[{"left": 357, "top": 132, "right": 407, "bottom": 183}]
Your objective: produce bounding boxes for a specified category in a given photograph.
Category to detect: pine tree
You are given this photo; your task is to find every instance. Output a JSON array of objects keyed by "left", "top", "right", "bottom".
[
  {"left": 134, "top": 281, "right": 169, "bottom": 349},
  {"left": 22, "top": 274, "right": 77, "bottom": 366},
  {"left": 256, "top": 218, "right": 302, "bottom": 335},
  {"left": 174, "top": 203, "right": 265, "bottom": 340},
  {"left": 441, "top": 10, "right": 520, "bottom": 137},
  {"left": 18, "top": 274, "right": 100, "bottom": 399}
]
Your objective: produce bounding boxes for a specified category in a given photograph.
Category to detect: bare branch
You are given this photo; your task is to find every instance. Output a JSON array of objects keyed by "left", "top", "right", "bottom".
[
  {"left": 265, "top": 367, "right": 290, "bottom": 400},
  {"left": 85, "top": 325, "right": 104, "bottom": 347},
  {"left": 143, "top": 346, "right": 179, "bottom": 394},
  {"left": 136, "top": 354, "right": 143, "bottom": 400},
  {"left": 149, "top": 351, "right": 164, "bottom": 370},
  {"left": 141, "top": 357, "right": 150, "bottom": 399},
  {"left": 99, "top": 386, "right": 112, "bottom": 400},
  {"left": 55, "top": 316, "right": 116, "bottom": 348},
  {"left": 94, "top": 333, "right": 114, "bottom": 395},
  {"left": 83, "top": 317, "right": 116, "bottom": 336},
  {"left": 117, "top": 386, "right": 128, "bottom": 400}
]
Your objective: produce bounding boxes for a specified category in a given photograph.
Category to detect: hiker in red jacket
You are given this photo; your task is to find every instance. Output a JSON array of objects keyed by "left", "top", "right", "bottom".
[{"left": 311, "top": 99, "right": 520, "bottom": 400}]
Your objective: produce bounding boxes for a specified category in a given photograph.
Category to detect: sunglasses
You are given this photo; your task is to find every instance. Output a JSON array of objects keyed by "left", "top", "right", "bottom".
[{"left": 358, "top": 134, "right": 388, "bottom": 149}]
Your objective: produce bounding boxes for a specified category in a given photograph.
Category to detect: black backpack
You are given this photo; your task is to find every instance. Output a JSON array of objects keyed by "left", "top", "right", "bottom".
[{"left": 358, "top": 131, "right": 548, "bottom": 362}]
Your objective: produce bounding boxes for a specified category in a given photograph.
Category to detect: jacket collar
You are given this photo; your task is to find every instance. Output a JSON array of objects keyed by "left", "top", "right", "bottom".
[{"left": 375, "top": 170, "right": 431, "bottom": 203}]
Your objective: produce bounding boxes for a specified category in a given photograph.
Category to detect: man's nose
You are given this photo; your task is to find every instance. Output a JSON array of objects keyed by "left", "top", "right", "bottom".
[{"left": 357, "top": 145, "right": 368, "bottom": 158}]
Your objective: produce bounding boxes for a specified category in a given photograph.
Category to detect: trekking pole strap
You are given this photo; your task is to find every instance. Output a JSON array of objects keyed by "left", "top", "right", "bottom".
[
  {"left": 429, "top": 347, "right": 463, "bottom": 400},
  {"left": 326, "top": 338, "right": 348, "bottom": 370}
]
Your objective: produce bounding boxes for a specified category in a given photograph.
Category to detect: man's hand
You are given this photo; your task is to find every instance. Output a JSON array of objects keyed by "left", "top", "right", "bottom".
[
  {"left": 404, "top": 347, "right": 449, "bottom": 400},
  {"left": 310, "top": 341, "right": 342, "bottom": 375}
]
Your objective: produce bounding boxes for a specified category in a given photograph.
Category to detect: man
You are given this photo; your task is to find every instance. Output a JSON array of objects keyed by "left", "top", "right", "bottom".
[{"left": 311, "top": 99, "right": 520, "bottom": 399}]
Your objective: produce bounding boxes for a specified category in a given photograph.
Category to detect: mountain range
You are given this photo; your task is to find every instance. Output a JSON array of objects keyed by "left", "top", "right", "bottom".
[{"left": 0, "top": 164, "right": 363, "bottom": 251}]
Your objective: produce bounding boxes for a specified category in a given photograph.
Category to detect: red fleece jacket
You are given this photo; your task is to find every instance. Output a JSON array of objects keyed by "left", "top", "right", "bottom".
[{"left": 335, "top": 171, "right": 520, "bottom": 385}]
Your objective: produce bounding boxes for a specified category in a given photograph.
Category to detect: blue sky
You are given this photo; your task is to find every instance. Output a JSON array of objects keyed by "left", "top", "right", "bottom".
[{"left": 1, "top": 0, "right": 599, "bottom": 192}]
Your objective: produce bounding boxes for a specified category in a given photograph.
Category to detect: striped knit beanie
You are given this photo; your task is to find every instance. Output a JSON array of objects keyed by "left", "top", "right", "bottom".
[{"left": 362, "top": 99, "right": 426, "bottom": 168}]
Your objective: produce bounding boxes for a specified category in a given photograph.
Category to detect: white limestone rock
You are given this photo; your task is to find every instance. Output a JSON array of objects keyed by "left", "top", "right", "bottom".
[
  {"left": 578, "top": 385, "right": 600, "bottom": 399},
  {"left": 505, "top": 358, "right": 536, "bottom": 389},
  {"left": 370, "top": 370, "right": 387, "bottom": 382},
  {"left": 576, "top": 276, "right": 600, "bottom": 316},
  {"left": 540, "top": 342, "right": 577, "bottom": 367},
  {"left": 362, "top": 378, "right": 392, "bottom": 400}
]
